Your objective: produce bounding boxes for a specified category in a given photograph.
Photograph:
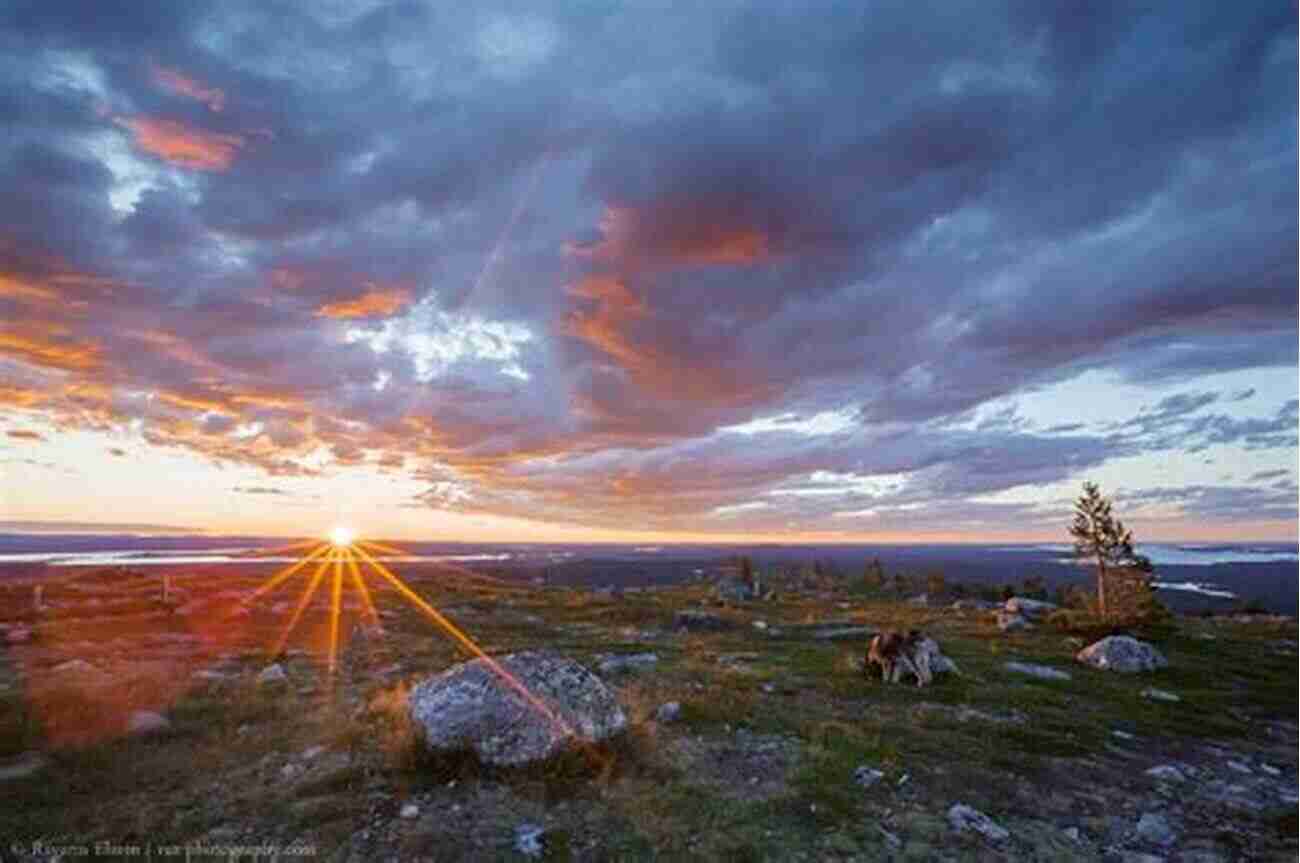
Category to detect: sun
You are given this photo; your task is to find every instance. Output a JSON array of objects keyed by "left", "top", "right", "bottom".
[{"left": 328, "top": 526, "right": 355, "bottom": 547}]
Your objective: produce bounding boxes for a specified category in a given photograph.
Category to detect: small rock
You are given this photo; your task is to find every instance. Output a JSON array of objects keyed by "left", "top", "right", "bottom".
[
  {"left": 996, "top": 611, "right": 1032, "bottom": 632},
  {"left": 1004, "top": 597, "right": 1058, "bottom": 619},
  {"left": 1258, "top": 762, "right": 1282, "bottom": 776},
  {"left": 1076, "top": 636, "right": 1168, "bottom": 673},
  {"left": 193, "top": 670, "right": 230, "bottom": 682},
  {"left": 1112, "top": 730, "right": 1138, "bottom": 741},
  {"left": 1141, "top": 687, "right": 1180, "bottom": 703},
  {"left": 52, "top": 659, "right": 96, "bottom": 675},
  {"left": 752, "top": 620, "right": 768, "bottom": 630},
  {"left": 1063, "top": 826, "right": 1081, "bottom": 843},
  {"left": 1135, "top": 812, "right": 1176, "bottom": 846},
  {"left": 950, "top": 598, "right": 996, "bottom": 610},
  {"left": 653, "top": 701, "right": 682, "bottom": 723},
  {"left": 127, "top": 711, "right": 170, "bottom": 735},
  {"left": 1224, "top": 760, "right": 1251, "bottom": 774},
  {"left": 300, "top": 745, "right": 326, "bottom": 761},
  {"left": 280, "top": 763, "right": 299, "bottom": 779},
  {"left": 514, "top": 823, "right": 545, "bottom": 858},
  {"left": 852, "top": 765, "right": 884, "bottom": 788},
  {"left": 1144, "top": 765, "right": 1186, "bottom": 783},
  {"left": 399, "top": 803, "right": 419, "bottom": 819},
  {"left": 947, "top": 803, "right": 1010, "bottom": 842},
  {"left": 811, "top": 625, "right": 875, "bottom": 642},
  {"left": 257, "top": 663, "right": 288, "bottom": 685},
  {"left": 0, "top": 752, "right": 46, "bottom": 782},
  {"left": 673, "top": 610, "right": 735, "bottom": 632},
  {"left": 1004, "top": 661, "right": 1071, "bottom": 681},
  {"left": 5, "top": 626, "right": 32, "bottom": 644},
  {"left": 1119, "top": 853, "right": 1166, "bottom": 863}
]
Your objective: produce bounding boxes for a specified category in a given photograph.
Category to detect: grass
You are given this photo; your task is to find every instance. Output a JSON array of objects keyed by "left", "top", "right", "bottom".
[{"left": 0, "top": 569, "right": 1295, "bottom": 860}]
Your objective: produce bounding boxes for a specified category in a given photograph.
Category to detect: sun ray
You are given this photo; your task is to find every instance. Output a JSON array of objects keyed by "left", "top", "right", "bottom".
[
  {"left": 350, "top": 543, "right": 578, "bottom": 740},
  {"left": 272, "top": 548, "right": 333, "bottom": 657},
  {"left": 343, "top": 546, "right": 382, "bottom": 630},
  {"left": 356, "top": 538, "right": 407, "bottom": 557},
  {"left": 327, "top": 547, "right": 343, "bottom": 674},
  {"left": 251, "top": 542, "right": 330, "bottom": 599}
]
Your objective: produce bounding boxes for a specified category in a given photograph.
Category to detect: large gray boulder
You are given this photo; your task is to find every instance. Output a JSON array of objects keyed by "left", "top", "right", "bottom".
[
  {"left": 408, "top": 651, "right": 626, "bottom": 767},
  {"left": 1075, "top": 636, "right": 1168, "bottom": 673}
]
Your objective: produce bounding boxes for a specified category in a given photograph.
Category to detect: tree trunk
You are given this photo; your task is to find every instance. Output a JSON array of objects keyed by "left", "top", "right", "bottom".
[{"left": 1096, "top": 554, "right": 1108, "bottom": 620}]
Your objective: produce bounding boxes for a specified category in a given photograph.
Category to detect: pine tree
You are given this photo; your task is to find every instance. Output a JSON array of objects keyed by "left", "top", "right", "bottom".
[{"left": 1069, "top": 482, "right": 1141, "bottom": 619}]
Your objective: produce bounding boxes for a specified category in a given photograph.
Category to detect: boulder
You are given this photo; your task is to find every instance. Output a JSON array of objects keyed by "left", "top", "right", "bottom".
[
  {"left": 916, "top": 637, "right": 960, "bottom": 675},
  {"left": 514, "top": 823, "right": 545, "bottom": 859},
  {"left": 653, "top": 701, "right": 682, "bottom": 723},
  {"left": 1004, "top": 597, "right": 1057, "bottom": 619},
  {"left": 1075, "top": 636, "right": 1168, "bottom": 673},
  {"left": 853, "top": 765, "right": 884, "bottom": 788},
  {"left": 127, "top": 711, "right": 170, "bottom": 735},
  {"left": 996, "top": 611, "right": 1032, "bottom": 632},
  {"left": 1135, "top": 812, "right": 1176, "bottom": 846},
  {"left": 1004, "top": 661, "right": 1072, "bottom": 681},
  {"left": 1145, "top": 765, "right": 1187, "bottom": 783},
  {"left": 1142, "top": 687, "right": 1180, "bottom": 703},
  {"left": 257, "top": 663, "right": 288, "bottom": 685},
  {"left": 947, "top": 803, "right": 1010, "bottom": 842},
  {"left": 408, "top": 651, "right": 626, "bottom": 767},
  {"left": 0, "top": 752, "right": 46, "bottom": 782}
]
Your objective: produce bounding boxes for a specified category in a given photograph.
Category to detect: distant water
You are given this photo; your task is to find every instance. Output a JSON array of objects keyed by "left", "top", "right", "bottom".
[
  {"left": 990, "top": 542, "right": 1297, "bottom": 601},
  {"left": 999, "top": 543, "right": 1298, "bottom": 566},
  {"left": 0, "top": 548, "right": 516, "bottom": 567}
]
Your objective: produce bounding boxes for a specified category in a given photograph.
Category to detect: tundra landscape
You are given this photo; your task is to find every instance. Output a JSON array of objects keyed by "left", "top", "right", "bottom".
[
  {"left": 1, "top": 537, "right": 1297, "bottom": 861},
  {"left": 0, "top": 0, "right": 1296, "bottom": 860}
]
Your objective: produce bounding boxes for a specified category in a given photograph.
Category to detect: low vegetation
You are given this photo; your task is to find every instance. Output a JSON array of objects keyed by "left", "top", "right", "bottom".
[{"left": 0, "top": 560, "right": 1295, "bottom": 861}]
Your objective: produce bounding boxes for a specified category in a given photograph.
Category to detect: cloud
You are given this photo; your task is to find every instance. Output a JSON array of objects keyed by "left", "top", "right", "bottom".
[
  {"left": 150, "top": 64, "right": 225, "bottom": 112},
  {"left": 0, "top": 2, "right": 1293, "bottom": 537},
  {"left": 315, "top": 285, "right": 412, "bottom": 319},
  {"left": 232, "top": 485, "right": 290, "bottom": 496},
  {"left": 6, "top": 429, "right": 43, "bottom": 441},
  {"left": 114, "top": 116, "right": 245, "bottom": 171}
]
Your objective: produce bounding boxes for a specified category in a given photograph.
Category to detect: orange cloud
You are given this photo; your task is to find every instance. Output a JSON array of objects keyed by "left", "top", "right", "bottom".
[
  {"left": 562, "top": 275, "right": 763, "bottom": 404},
  {"left": 566, "top": 206, "right": 773, "bottom": 271},
  {"left": 0, "top": 329, "right": 101, "bottom": 371},
  {"left": 0, "top": 274, "right": 59, "bottom": 305},
  {"left": 5, "top": 429, "right": 43, "bottom": 441},
  {"left": 315, "top": 284, "right": 413, "bottom": 319},
  {"left": 117, "top": 116, "right": 245, "bottom": 171},
  {"left": 150, "top": 64, "right": 226, "bottom": 112}
]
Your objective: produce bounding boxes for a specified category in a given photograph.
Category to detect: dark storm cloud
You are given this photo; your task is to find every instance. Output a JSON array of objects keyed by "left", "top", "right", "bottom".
[{"left": 0, "top": 1, "right": 1294, "bottom": 532}]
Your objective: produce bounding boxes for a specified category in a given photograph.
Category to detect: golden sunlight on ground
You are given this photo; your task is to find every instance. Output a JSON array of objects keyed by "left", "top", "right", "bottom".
[{"left": 15, "top": 535, "right": 580, "bottom": 750}]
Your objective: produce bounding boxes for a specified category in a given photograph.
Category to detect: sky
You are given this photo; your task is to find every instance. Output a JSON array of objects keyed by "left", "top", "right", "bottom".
[{"left": 0, "top": 1, "right": 1296, "bottom": 543}]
